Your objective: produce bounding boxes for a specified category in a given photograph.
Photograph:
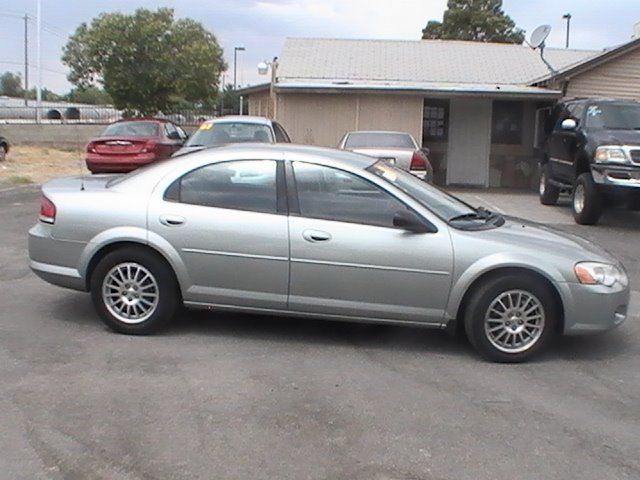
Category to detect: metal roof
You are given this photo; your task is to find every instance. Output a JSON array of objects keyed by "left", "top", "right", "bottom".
[{"left": 276, "top": 38, "right": 600, "bottom": 93}]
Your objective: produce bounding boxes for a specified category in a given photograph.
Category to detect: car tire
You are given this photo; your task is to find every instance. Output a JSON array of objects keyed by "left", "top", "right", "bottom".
[
  {"left": 0, "top": 143, "right": 7, "bottom": 161},
  {"left": 539, "top": 163, "right": 559, "bottom": 205},
  {"left": 464, "top": 273, "right": 558, "bottom": 363},
  {"left": 90, "top": 247, "right": 180, "bottom": 334},
  {"left": 572, "top": 173, "right": 603, "bottom": 225}
]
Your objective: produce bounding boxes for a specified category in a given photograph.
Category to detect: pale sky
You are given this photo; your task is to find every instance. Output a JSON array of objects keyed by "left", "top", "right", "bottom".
[{"left": 0, "top": 0, "right": 638, "bottom": 93}]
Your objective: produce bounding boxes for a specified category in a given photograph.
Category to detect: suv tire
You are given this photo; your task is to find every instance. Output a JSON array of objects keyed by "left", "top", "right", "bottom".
[
  {"left": 539, "top": 163, "right": 559, "bottom": 205},
  {"left": 573, "top": 173, "right": 603, "bottom": 225}
]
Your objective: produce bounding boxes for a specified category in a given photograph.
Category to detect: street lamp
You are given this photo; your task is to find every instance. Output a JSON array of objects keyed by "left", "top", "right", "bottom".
[
  {"left": 562, "top": 13, "right": 571, "bottom": 49},
  {"left": 233, "top": 46, "right": 245, "bottom": 90},
  {"left": 258, "top": 57, "right": 278, "bottom": 119}
]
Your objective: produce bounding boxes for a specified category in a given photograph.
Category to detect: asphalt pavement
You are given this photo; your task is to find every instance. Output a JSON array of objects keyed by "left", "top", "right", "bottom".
[{"left": 1, "top": 184, "right": 638, "bottom": 480}]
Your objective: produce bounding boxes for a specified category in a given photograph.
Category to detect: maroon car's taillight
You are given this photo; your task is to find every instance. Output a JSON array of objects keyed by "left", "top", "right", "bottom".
[
  {"left": 141, "top": 141, "right": 157, "bottom": 153},
  {"left": 86, "top": 142, "right": 96, "bottom": 153},
  {"left": 39, "top": 196, "right": 56, "bottom": 224},
  {"left": 410, "top": 150, "right": 428, "bottom": 171}
]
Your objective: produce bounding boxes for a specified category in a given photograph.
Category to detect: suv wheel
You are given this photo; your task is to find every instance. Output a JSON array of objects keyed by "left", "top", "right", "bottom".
[
  {"left": 573, "top": 173, "right": 603, "bottom": 225},
  {"left": 539, "top": 163, "right": 559, "bottom": 205},
  {"left": 0, "top": 143, "right": 7, "bottom": 162}
]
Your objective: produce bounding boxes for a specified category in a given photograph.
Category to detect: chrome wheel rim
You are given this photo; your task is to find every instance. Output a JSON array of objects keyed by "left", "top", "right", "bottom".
[
  {"left": 484, "top": 289, "right": 545, "bottom": 354},
  {"left": 539, "top": 171, "right": 546, "bottom": 195},
  {"left": 574, "top": 184, "right": 585, "bottom": 214},
  {"left": 102, "top": 262, "right": 159, "bottom": 324}
]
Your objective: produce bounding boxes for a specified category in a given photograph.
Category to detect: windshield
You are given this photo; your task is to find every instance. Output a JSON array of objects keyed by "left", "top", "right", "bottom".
[
  {"left": 367, "top": 161, "right": 477, "bottom": 221},
  {"left": 585, "top": 103, "right": 640, "bottom": 130},
  {"left": 101, "top": 121, "right": 159, "bottom": 137},
  {"left": 345, "top": 132, "right": 416, "bottom": 149},
  {"left": 186, "top": 121, "right": 274, "bottom": 147}
]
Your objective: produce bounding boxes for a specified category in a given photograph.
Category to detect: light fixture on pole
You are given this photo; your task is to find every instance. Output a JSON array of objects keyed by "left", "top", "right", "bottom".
[
  {"left": 233, "top": 46, "right": 245, "bottom": 90},
  {"left": 562, "top": 13, "right": 571, "bottom": 48},
  {"left": 257, "top": 57, "right": 278, "bottom": 119}
]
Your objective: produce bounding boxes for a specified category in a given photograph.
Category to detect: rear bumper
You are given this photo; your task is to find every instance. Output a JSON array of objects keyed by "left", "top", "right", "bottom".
[
  {"left": 561, "top": 281, "right": 629, "bottom": 335},
  {"left": 86, "top": 153, "right": 157, "bottom": 173}
]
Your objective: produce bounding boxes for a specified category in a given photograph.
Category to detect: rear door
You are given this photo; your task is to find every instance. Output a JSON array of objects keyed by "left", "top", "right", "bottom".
[
  {"left": 286, "top": 160, "right": 453, "bottom": 325},
  {"left": 147, "top": 159, "right": 290, "bottom": 309}
]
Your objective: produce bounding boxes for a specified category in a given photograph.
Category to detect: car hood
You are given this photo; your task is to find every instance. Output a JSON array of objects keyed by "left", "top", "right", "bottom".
[
  {"left": 454, "top": 216, "right": 618, "bottom": 266},
  {"left": 173, "top": 145, "right": 207, "bottom": 157},
  {"left": 588, "top": 129, "right": 640, "bottom": 147}
]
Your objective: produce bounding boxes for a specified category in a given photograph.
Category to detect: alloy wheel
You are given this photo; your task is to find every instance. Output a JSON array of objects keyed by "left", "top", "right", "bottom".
[{"left": 102, "top": 262, "right": 160, "bottom": 324}]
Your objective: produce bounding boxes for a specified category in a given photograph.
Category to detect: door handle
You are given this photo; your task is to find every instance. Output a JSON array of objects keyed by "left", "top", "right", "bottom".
[
  {"left": 159, "top": 215, "right": 185, "bottom": 226},
  {"left": 302, "top": 229, "right": 332, "bottom": 243}
]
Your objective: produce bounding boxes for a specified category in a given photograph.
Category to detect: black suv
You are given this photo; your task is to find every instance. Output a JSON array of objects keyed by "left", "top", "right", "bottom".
[{"left": 539, "top": 98, "right": 640, "bottom": 225}]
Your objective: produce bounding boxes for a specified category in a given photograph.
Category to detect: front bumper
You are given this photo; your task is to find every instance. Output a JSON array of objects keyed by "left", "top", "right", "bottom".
[
  {"left": 592, "top": 164, "right": 640, "bottom": 188},
  {"left": 561, "top": 281, "right": 630, "bottom": 334}
]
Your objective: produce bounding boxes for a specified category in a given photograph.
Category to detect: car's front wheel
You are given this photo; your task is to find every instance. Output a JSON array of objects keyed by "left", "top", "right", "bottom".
[
  {"left": 0, "top": 143, "right": 7, "bottom": 162},
  {"left": 539, "top": 163, "right": 559, "bottom": 205},
  {"left": 90, "top": 247, "right": 180, "bottom": 334},
  {"left": 464, "top": 274, "right": 558, "bottom": 363},
  {"left": 573, "top": 173, "right": 603, "bottom": 225}
]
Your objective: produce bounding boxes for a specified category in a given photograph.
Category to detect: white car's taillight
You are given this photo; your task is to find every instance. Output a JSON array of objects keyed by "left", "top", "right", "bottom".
[{"left": 39, "top": 196, "right": 56, "bottom": 224}]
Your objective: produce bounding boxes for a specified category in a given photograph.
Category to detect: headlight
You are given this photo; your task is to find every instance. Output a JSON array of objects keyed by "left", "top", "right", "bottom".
[
  {"left": 594, "top": 146, "right": 629, "bottom": 164},
  {"left": 574, "top": 262, "right": 628, "bottom": 287}
]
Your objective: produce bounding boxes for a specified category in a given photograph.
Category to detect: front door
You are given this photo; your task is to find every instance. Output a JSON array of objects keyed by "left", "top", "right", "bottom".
[
  {"left": 287, "top": 161, "right": 453, "bottom": 325},
  {"left": 147, "top": 159, "right": 289, "bottom": 309}
]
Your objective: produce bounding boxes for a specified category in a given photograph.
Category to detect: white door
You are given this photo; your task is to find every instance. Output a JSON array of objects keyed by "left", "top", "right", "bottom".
[{"left": 446, "top": 98, "right": 492, "bottom": 186}]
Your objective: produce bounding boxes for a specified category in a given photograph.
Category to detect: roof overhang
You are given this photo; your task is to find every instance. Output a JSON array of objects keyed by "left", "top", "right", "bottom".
[{"left": 273, "top": 80, "right": 561, "bottom": 100}]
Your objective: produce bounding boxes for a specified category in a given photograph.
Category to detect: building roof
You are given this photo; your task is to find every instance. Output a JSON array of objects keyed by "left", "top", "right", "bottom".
[{"left": 274, "top": 38, "right": 600, "bottom": 96}]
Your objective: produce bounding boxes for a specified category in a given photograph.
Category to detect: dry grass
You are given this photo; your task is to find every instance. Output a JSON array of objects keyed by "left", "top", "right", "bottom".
[{"left": 0, "top": 145, "right": 87, "bottom": 185}]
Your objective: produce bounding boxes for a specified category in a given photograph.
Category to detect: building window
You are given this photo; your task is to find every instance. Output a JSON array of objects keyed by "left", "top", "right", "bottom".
[
  {"left": 423, "top": 99, "right": 449, "bottom": 141},
  {"left": 492, "top": 101, "right": 524, "bottom": 145}
]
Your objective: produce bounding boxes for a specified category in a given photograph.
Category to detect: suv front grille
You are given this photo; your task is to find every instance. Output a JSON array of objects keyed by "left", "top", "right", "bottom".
[{"left": 630, "top": 149, "right": 640, "bottom": 164}]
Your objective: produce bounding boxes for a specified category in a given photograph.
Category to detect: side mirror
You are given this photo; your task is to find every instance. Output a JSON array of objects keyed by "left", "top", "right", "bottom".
[
  {"left": 561, "top": 118, "right": 577, "bottom": 130},
  {"left": 393, "top": 210, "right": 436, "bottom": 233}
]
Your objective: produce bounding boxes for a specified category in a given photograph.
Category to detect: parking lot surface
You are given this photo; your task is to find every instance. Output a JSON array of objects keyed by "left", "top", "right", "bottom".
[{"left": 1, "top": 184, "right": 639, "bottom": 480}]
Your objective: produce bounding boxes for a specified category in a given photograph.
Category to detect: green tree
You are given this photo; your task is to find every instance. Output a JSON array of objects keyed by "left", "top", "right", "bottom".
[
  {"left": 422, "top": 0, "right": 524, "bottom": 44},
  {"left": 65, "top": 86, "right": 112, "bottom": 105},
  {"left": 0, "top": 72, "right": 24, "bottom": 97},
  {"left": 62, "top": 8, "right": 227, "bottom": 115}
]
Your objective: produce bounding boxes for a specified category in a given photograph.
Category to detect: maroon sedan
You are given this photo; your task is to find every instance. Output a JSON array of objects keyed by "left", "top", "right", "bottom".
[{"left": 86, "top": 118, "right": 187, "bottom": 173}]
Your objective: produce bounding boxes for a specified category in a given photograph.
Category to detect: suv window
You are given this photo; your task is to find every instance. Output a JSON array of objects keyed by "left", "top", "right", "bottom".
[
  {"left": 292, "top": 162, "right": 407, "bottom": 228},
  {"left": 165, "top": 160, "right": 278, "bottom": 214}
]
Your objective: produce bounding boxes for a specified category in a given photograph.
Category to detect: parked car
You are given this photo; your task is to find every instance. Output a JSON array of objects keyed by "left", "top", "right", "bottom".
[
  {"left": 173, "top": 115, "right": 291, "bottom": 156},
  {"left": 539, "top": 98, "right": 640, "bottom": 224},
  {"left": 0, "top": 134, "right": 9, "bottom": 161},
  {"left": 29, "top": 144, "right": 629, "bottom": 363},
  {"left": 85, "top": 118, "right": 188, "bottom": 173},
  {"left": 337, "top": 130, "right": 433, "bottom": 182}
]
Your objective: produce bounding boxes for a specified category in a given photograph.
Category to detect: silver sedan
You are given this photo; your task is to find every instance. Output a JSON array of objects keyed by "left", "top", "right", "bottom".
[{"left": 28, "top": 144, "right": 629, "bottom": 362}]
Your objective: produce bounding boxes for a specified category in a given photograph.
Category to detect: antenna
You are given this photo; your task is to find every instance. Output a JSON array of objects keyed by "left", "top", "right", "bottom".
[{"left": 527, "top": 24, "right": 557, "bottom": 75}]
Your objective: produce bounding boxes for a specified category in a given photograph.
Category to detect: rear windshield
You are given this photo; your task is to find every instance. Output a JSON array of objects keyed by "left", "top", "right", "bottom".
[
  {"left": 585, "top": 103, "right": 640, "bottom": 130},
  {"left": 186, "top": 122, "right": 274, "bottom": 147},
  {"left": 345, "top": 132, "right": 416, "bottom": 149},
  {"left": 101, "top": 121, "right": 159, "bottom": 137}
]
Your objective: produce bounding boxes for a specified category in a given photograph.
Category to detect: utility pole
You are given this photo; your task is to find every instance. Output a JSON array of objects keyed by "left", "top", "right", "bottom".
[
  {"left": 563, "top": 13, "right": 572, "bottom": 49},
  {"left": 24, "top": 14, "right": 28, "bottom": 106},
  {"left": 36, "top": 0, "right": 42, "bottom": 123}
]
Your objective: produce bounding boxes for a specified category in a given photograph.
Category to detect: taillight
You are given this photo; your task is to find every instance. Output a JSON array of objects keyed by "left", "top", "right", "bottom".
[
  {"left": 141, "top": 141, "right": 157, "bottom": 153},
  {"left": 86, "top": 142, "right": 96, "bottom": 153},
  {"left": 39, "top": 196, "right": 56, "bottom": 224},
  {"left": 410, "top": 151, "right": 427, "bottom": 171}
]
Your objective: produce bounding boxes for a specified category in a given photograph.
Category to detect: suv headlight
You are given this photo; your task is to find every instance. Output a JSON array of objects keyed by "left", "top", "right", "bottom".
[
  {"left": 575, "top": 262, "right": 628, "bottom": 287},
  {"left": 594, "top": 146, "right": 629, "bottom": 164}
]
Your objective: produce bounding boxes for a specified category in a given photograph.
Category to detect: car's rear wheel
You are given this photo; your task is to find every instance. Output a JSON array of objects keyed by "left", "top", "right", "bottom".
[
  {"left": 573, "top": 173, "right": 602, "bottom": 225},
  {"left": 539, "top": 163, "right": 559, "bottom": 205},
  {"left": 0, "top": 143, "right": 7, "bottom": 161},
  {"left": 464, "top": 274, "right": 558, "bottom": 363},
  {"left": 90, "top": 247, "right": 179, "bottom": 334}
]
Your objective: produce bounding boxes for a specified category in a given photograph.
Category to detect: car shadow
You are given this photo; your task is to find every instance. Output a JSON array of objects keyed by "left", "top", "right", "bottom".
[
  {"left": 556, "top": 195, "right": 640, "bottom": 231},
  {"left": 167, "top": 308, "right": 472, "bottom": 358}
]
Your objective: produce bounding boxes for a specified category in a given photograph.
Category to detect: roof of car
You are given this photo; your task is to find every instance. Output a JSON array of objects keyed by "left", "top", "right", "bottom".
[
  {"left": 114, "top": 117, "right": 172, "bottom": 123},
  {"left": 347, "top": 131, "right": 412, "bottom": 135},
  {"left": 204, "top": 115, "right": 273, "bottom": 126}
]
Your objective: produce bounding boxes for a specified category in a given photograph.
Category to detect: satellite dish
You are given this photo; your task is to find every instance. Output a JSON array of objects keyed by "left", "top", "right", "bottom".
[{"left": 529, "top": 24, "right": 551, "bottom": 49}]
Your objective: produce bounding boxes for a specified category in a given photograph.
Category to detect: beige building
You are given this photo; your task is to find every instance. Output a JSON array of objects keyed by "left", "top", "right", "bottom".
[{"left": 243, "top": 37, "right": 640, "bottom": 188}]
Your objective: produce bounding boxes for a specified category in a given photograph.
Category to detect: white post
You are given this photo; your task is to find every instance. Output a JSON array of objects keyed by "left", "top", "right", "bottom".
[
  {"left": 36, "top": 0, "right": 42, "bottom": 123},
  {"left": 239, "top": 95, "right": 244, "bottom": 115}
]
